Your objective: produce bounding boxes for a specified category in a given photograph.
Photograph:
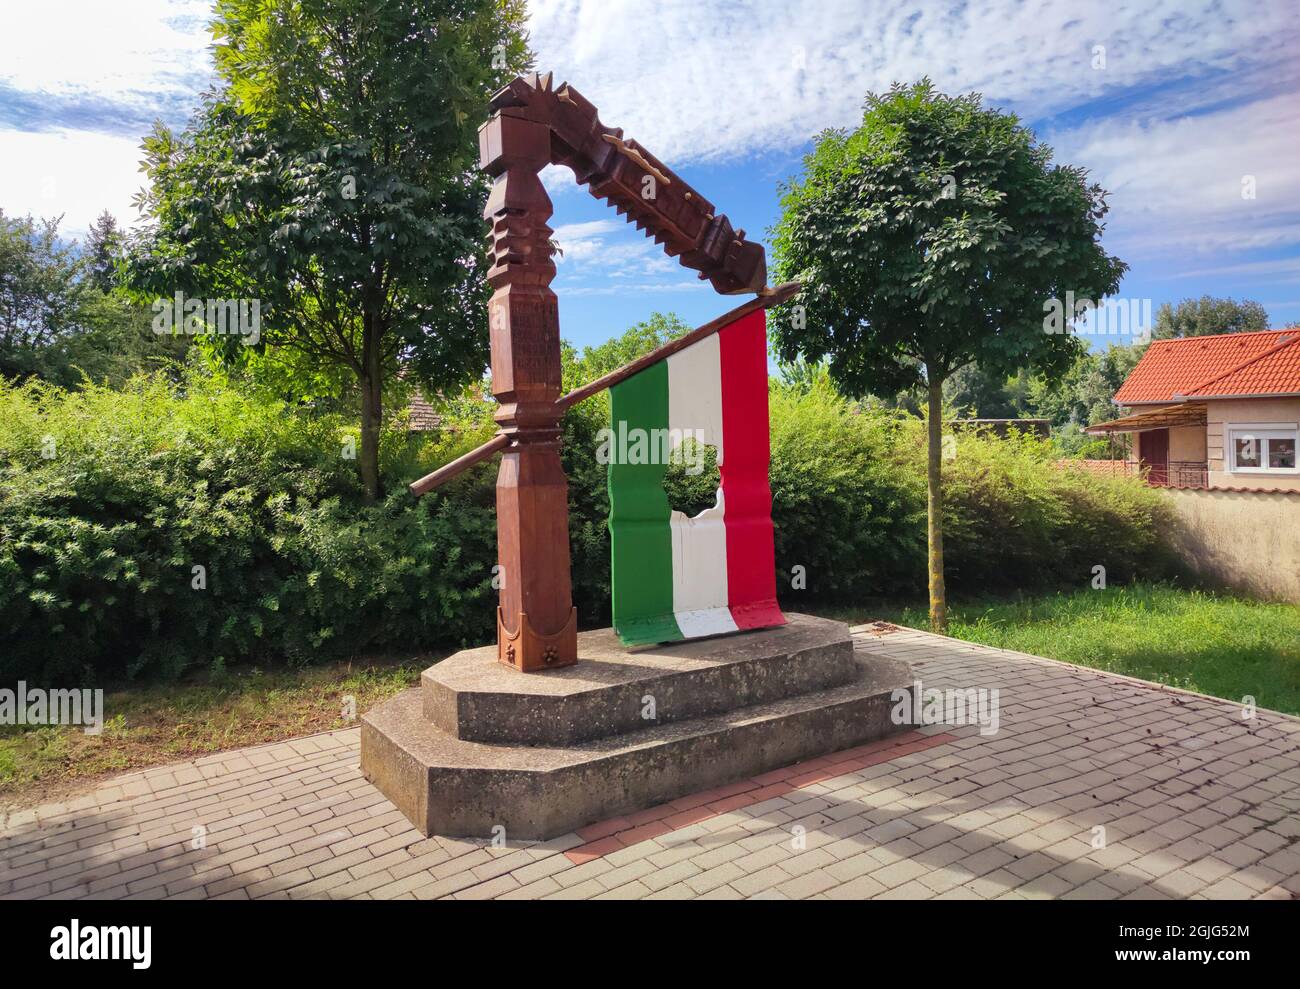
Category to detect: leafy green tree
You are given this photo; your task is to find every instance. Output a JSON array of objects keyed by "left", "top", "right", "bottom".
[
  {"left": 1031, "top": 343, "right": 1145, "bottom": 428},
  {"left": 0, "top": 211, "right": 82, "bottom": 380},
  {"left": 560, "top": 312, "right": 690, "bottom": 393},
  {"left": 84, "top": 210, "right": 123, "bottom": 294},
  {"left": 1152, "top": 295, "right": 1270, "bottom": 339},
  {"left": 943, "top": 364, "right": 1036, "bottom": 419},
  {"left": 773, "top": 354, "right": 832, "bottom": 395},
  {"left": 771, "top": 80, "right": 1126, "bottom": 630},
  {"left": 0, "top": 210, "right": 181, "bottom": 386},
  {"left": 126, "top": 0, "right": 530, "bottom": 501}
]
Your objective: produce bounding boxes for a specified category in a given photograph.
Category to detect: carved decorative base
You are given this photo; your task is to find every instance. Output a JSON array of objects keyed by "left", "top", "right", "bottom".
[{"left": 497, "top": 607, "right": 578, "bottom": 672}]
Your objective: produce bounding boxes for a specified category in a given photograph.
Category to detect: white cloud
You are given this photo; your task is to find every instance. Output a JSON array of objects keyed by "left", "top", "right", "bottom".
[
  {"left": 2, "top": 0, "right": 1296, "bottom": 290},
  {"left": 562, "top": 279, "right": 708, "bottom": 297},
  {"left": 539, "top": 162, "right": 582, "bottom": 195},
  {"left": 0, "top": 0, "right": 212, "bottom": 104},
  {"left": 0, "top": 0, "right": 214, "bottom": 235},
  {"left": 1175, "top": 257, "right": 1300, "bottom": 285},
  {"left": 526, "top": 0, "right": 1299, "bottom": 289},
  {"left": 552, "top": 217, "right": 686, "bottom": 286},
  {"left": 1050, "top": 92, "right": 1300, "bottom": 258},
  {"left": 0, "top": 128, "right": 148, "bottom": 239},
  {"left": 551, "top": 219, "right": 620, "bottom": 260},
  {"left": 527, "top": 0, "right": 1296, "bottom": 164}
]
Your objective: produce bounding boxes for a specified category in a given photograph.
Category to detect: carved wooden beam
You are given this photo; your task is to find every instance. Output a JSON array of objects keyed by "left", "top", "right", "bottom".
[
  {"left": 479, "top": 99, "right": 578, "bottom": 672},
  {"left": 487, "top": 72, "right": 767, "bottom": 295}
]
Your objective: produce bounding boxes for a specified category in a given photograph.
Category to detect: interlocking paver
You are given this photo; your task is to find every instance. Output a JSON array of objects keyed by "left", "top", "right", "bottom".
[{"left": 3, "top": 631, "right": 1297, "bottom": 901}]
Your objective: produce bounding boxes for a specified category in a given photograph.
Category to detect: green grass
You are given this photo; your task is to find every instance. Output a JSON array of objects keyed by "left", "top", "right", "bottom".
[
  {"left": 0, "top": 656, "right": 431, "bottom": 809},
  {"left": 816, "top": 582, "right": 1300, "bottom": 716}
]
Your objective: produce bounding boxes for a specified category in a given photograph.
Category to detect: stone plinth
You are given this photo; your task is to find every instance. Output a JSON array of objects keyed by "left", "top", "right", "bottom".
[
  {"left": 361, "top": 614, "right": 914, "bottom": 840},
  {"left": 423, "top": 614, "right": 860, "bottom": 745}
]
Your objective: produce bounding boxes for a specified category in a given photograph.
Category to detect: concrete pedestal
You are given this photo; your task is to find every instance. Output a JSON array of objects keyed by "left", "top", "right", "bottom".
[{"left": 360, "top": 614, "right": 915, "bottom": 839}]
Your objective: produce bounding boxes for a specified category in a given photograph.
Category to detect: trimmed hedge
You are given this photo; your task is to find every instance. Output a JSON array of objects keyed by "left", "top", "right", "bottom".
[{"left": 0, "top": 367, "right": 1183, "bottom": 682}]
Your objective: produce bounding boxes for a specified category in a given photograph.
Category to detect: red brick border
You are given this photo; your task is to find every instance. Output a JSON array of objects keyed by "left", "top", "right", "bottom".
[{"left": 564, "top": 730, "right": 957, "bottom": 863}]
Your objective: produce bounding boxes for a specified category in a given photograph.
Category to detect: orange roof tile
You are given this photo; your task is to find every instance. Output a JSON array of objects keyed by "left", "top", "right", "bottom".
[
  {"left": 1114, "top": 330, "right": 1300, "bottom": 404},
  {"left": 1185, "top": 335, "right": 1300, "bottom": 397}
]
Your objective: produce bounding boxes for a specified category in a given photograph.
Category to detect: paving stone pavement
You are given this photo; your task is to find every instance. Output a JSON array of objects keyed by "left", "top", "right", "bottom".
[{"left": 3, "top": 625, "right": 1299, "bottom": 901}]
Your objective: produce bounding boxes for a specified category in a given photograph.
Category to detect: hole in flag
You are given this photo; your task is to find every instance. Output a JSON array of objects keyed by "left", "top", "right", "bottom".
[{"left": 662, "top": 439, "right": 721, "bottom": 518}]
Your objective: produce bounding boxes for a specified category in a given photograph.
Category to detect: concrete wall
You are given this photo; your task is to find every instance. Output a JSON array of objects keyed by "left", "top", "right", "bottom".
[
  {"left": 1164, "top": 487, "right": 1300, "bottom": 602},
  {"left": 1205, "top": 397, "right": 1300, "bottom": 491}
]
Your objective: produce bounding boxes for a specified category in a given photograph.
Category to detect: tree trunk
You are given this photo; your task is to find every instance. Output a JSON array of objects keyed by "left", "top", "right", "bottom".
[
  {"left": 358, "top": 313, "right": 382, "bottom": 504},
  {"left": 925, "top": 375, "right": 948, "bottom": 633}
]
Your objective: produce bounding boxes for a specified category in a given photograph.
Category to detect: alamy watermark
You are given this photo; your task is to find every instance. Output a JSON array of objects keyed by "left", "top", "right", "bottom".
[
  {"left": 891, "top": 679, "right": 1000, "bottom": 736},
  {"left": 0, "top": 682, "right": 104, "bottom": 735},
  {"left": 50, "top": 920, "right": 151, "bottom": 969},
  {"left": 596, "top": 422, "right": 708, "bottom": 476},
  {"left": 152, "top": 291, "right": 261, "bottom": 345},
  {"left": 1043, "top": 292, "right": 1152, "bottom": 340}
]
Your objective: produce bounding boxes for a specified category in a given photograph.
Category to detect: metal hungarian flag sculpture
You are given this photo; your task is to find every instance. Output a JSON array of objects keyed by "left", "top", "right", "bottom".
[
  {"left": 407, "top": 72, "right": 798, "bottom": 671},
  {"left": 608, "top": 308, "right": 784, "bottom": 645}
]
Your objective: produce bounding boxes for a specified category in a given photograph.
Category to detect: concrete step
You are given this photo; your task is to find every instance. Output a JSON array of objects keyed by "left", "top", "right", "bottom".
[
  {"left": 422, "top": 613, "right": 857, "bottom": 746},
  {"left": 362, "top": 651, "right": 915, "bottom": 840}
]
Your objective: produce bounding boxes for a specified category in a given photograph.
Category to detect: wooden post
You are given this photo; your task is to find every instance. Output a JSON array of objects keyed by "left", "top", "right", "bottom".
[{"left": 479, "top": 108, "right": 578, "bottom": 671}]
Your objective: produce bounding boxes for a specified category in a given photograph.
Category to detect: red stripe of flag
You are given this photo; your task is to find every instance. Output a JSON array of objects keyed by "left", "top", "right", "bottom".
[{"left": 719, "top": 309, "right": 784, "bottom": 630}]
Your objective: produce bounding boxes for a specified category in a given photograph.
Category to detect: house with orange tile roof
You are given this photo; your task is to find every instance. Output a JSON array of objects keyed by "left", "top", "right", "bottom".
[{"left": 1087, "top": 329, "right": 1300, "bottom": 491}]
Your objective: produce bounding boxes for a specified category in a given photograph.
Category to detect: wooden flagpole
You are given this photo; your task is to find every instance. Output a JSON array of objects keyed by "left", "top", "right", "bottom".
[{"left": 407, "top": 281, "right": 800, "bottom": 498}]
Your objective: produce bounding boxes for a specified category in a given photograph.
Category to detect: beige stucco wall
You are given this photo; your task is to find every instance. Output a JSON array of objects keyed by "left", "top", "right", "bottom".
[
  {"left": 1169, "top": 425, "right": 1207, "bottom": 462},
  {"left": 1205, "top": 397, "right": 1300, "bottom": 491},
  {"left": 1164, "top": 488, "right": 1300, "bottom": 602}
]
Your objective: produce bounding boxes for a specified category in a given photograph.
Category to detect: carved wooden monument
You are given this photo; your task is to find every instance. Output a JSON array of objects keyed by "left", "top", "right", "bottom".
[
  {"left": 409, "top": 72, "right": 795, "bottom": 671},
  {"left": 363, "top": 74, "right": 913, "bottom": 840}
]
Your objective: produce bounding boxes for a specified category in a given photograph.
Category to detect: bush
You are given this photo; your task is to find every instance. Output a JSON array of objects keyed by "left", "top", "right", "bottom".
[
  {"left": 925, "top": 422, "right": 1180, "bottom": 589},
  {"left": 769, "top": 377, "right": 924, "bottom": 598},
  {"left": 0, "top": 370, "right": 499, "bottom": 683},
  {"left": 766, "top": 383, "right": 1182, "bottom": 601},
  {"left": 0, "top": 357, "right": 1185, "bottom": 684}
]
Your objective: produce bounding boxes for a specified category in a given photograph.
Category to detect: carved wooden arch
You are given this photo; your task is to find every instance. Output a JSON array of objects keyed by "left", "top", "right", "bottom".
[
  {"left": 473, "top": 72, "right": 772, "bottom": 672},
  {"left": 483, "top": 71, "right": 768, "bottom": 297}
]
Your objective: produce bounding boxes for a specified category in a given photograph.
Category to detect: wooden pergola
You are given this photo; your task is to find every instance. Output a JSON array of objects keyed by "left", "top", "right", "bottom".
[{"left": 1086, "top": 402, "right": 1208, "bottom": 435}]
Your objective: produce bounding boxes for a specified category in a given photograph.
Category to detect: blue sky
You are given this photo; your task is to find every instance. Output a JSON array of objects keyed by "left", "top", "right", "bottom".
[{"left": 3, "top": 0, "right": 1298, "bottom": 354}]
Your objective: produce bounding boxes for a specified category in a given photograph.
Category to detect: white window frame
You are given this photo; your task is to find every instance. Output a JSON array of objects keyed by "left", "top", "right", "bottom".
[{"left": 1227, "top": 422, "right": 1299, "bottom": 475}]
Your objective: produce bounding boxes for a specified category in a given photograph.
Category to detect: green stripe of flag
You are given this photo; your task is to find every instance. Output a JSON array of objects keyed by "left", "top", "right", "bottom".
[{"left": 608, "top": 360, "right": 682, "bottom": 645}]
